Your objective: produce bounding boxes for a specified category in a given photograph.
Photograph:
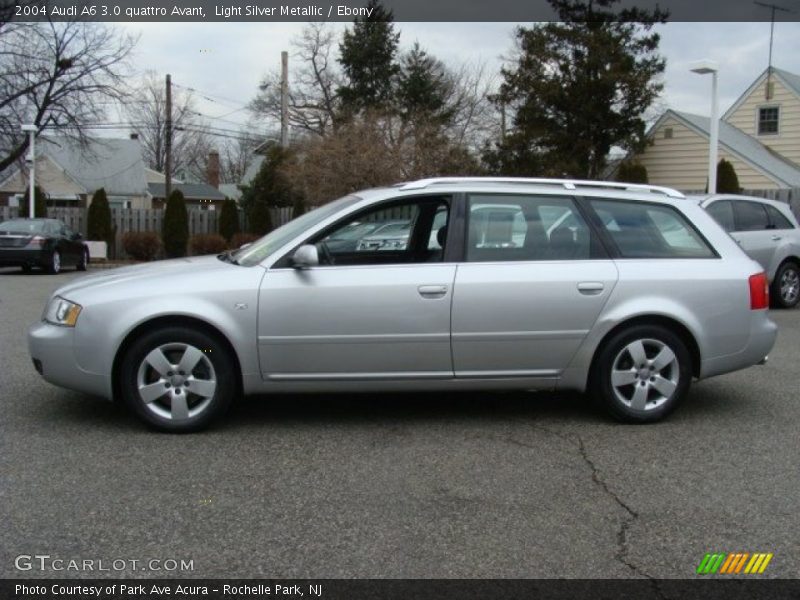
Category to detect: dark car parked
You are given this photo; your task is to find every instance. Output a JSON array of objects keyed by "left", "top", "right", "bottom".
[{"left": 0, "top": 218, "right": 88, "bottom": 274}]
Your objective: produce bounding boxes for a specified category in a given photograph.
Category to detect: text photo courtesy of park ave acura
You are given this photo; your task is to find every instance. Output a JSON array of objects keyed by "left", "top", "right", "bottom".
[{"left": 2, "top": 0, "right": 800, "bottom": 599}]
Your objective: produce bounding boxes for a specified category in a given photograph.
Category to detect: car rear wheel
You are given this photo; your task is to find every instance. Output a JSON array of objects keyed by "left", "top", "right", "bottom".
[
  {"left": 77, "top": 247, "right": 89, "bottom": 271},
  {"left": 771, "top": 261, "right": 800, "bottom": 309},
  {"left": 48, "top": 250, "right": 61, "bottom": 274},
  {"left": 119, "top": 327, "right": 237, "bottom": 432},
  {"left": 591, "top": 324, "right": 692, "bottom": 423}
]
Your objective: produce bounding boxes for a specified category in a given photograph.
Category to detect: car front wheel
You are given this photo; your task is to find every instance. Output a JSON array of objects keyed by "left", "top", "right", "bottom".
[
  {"left": 592, "top": 324, "right": 692, "bottom": 423},
  {"left": 119, "top": 327, "right": 237, "bottom": 432},
  {"left": 48, "top": 250, "right": 61, "bottom": 274},
  {"left": 771, "top": 261, "right": 800, "bottom": 309},
  {"left": 77, "top": 247, "right": 89, "bottom": 271}
]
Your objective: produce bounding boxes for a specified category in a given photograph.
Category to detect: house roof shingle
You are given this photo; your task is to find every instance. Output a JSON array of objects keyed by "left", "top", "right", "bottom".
[
  {"left": 38, "top": 137, "right": 148, "bottom": 197},
  {"left": 148, "top": 182, "right": 226, "bottom": 201}
]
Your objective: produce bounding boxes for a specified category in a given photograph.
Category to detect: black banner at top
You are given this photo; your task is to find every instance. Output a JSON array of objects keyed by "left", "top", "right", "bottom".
[{"left": 7, "top": 0, "right": 800, "bottom": 22}]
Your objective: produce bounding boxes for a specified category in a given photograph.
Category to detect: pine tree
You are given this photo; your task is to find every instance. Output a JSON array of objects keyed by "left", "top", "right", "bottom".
[
  {"left": 87, "top": 188, "right": 113, "bottom": 246},
  {"left": 486, "top": 0, "right": 667, "bottom": 178},
  {"left": 337, "top": 0, "right": 400, "bottom": 112},
  {"left": 396, "top": 43, "right": 452, "bottom": 124},
  {"left": 218, "top": 198, "right": 240, "bottom": 242},
  {"left": 20, "top": 185, "right": 47, "bottom": 218},
  {"left": 162, "top": 189, "right": 189, "bottom": 258},
  {"left": 239, "top": 145, "right": 303, "bottom": 235},
  {"left": 716, "top": 159, "right": 741, "bottom": 193}
]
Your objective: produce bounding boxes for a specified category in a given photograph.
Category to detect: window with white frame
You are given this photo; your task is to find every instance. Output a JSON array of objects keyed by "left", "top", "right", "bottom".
[{"left": 757, "top": 106, "right": 779, "bottom": 135}]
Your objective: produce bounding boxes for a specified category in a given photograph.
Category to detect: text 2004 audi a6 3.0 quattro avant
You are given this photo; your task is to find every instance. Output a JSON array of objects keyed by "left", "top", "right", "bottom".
[{"left": 29, "top": 178, "right": 777, "bottom": 432}]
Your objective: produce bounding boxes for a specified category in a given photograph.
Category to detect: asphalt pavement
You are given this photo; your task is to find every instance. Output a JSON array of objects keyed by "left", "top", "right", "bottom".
[{"left": 1, "top": 267, "right": 798, "bottom": 579}]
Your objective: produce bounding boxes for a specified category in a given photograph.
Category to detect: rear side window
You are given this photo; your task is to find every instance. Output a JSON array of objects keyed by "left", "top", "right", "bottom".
[
  {"left": 465, "top": 194, "right": 595, "bottom": 262},
  {"left": 591, "top": 200, "right": 715, "bottom": 259},
  {"left": 734, "top": 201, "right": 769, "bottom": 231},
  {"left": 706, "top": 201, "right": 735, "bottom": 232},
  {"left": 765, "top": 205, "right": 794, "bottom": 230}
]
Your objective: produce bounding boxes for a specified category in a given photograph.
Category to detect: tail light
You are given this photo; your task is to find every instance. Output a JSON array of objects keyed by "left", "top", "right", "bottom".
[
  {"left": 26, "top": 236, "right": 45, "bottom": 248},
  {"left": 749, "top": 272, "right": 769, "bottom": 310}
]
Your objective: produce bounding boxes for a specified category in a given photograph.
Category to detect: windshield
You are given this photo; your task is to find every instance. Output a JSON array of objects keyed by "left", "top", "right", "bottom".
[
  {"left": 0, "top": 219, "right": 47, "bottom": 234},
  {"left": 234, "top": 195, "right": 361, "bottom": 267}
]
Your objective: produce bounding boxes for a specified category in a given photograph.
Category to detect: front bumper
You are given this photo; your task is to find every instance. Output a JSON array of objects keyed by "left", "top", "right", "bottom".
[
  {"left": 28, "top": 321, "right": 112, "bottom": 399},
  {"left": 0, "top": 247, "right": 47, "bottom": 267}
]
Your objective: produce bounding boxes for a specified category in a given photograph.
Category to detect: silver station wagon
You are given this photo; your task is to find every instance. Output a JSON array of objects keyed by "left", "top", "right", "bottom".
[{"left": 29, "top": 178, "right": 777, "bottom": 432}]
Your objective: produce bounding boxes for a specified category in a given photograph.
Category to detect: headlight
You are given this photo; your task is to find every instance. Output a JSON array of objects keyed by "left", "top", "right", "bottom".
[{"left": 44, "top": 296, "right": 82, "bottom": 327}]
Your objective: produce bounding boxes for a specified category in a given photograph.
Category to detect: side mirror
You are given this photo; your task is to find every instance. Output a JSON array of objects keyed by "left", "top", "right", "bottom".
[{"left": 292, "top": 244, "right": 319, "bottom": 269}]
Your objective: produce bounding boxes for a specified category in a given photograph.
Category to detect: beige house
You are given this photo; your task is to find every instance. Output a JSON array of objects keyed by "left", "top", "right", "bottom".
[
  {"left": 633, "top": 67, "right": 800, "bottom": 191},
  {"left": 0, "top": 137, "right": 149, "bottom": 208}
]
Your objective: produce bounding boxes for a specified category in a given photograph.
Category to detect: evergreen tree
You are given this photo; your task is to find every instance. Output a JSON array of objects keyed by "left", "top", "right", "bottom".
[
  {"left": 87, "top": 188, "right": 113, "bottom": 245},
  {"left": 487, "top": 0, "right": 667, "bottom": 178},
  {"left": 292, "top": 195, "right": 306, "bottom": 219},
  {"left": 337, "top": 0, "right": 400, "bottom": 112},
  {"left": 616, "top": 161, "right": 649, "bottom": 184},
  {"left": 396, "top": 43, "right": 453, "bottom": 124},
  {"left": 218, "top": 198, "right": 240, "bottom": 242},
  {"left": 20, "top": 185, "right": 47, "bottom": 218},
  {"left": 716, "top": 158, "right": 741, "bottom": 193},
  {"left": 239, "top": 145, "right": 303, "bottom": 234},
  {"left": 162, "top": 189, "right": 189, "bottom": 258}
]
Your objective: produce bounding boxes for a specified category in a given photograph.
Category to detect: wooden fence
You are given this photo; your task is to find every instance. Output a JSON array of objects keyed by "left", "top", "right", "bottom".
[{"left": 0, "top": 206, "right": 295, "bottom": 258}]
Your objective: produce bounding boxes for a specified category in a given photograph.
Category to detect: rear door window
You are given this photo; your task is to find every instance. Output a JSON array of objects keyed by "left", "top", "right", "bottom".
[
  {"left": 591, "top": 200, "right": 715, "bottom": 259},
  {"left": 734, "top": 201, "right": 769, "bottom": 231}
]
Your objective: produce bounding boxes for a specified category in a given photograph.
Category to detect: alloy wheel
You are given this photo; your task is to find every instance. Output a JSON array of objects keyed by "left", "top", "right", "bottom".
[
  {"left": 136, "top": 343, "right": 217, "bottom": 421},
  {"left": 610, "top": 338, "right": 680, "bottom": 411},
  {"left": 780, "top": 267, "right": 799, "bottom": 305}
]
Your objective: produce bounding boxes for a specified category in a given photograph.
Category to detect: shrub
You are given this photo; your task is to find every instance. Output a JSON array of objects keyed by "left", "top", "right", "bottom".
[
  {"left": 162, "top": 189, "right": 189, "bottom": 258},
  {"left": 122, "top": 231, "right": 161, "bottom": 261},
  {"left": 616, "top": 161, "right": 649, "bottom": 184},
  {"left": 247, "top": 199, "right": 273, "bottom": 236},
  {"left": 230, "top": 232, "right": 260, "bottom": 249},
  {"left": 189, "top": 233, "right": 228, "bottom": 256},
  {"left": 218, "top": 198, "right": 240, "bottom": 242},
  {"left": 20, "top": 185, "right": 47, "bottom": 218},
  {"left": 87, "top": 188, "right": 113, "bottom": 247},
  {"left": 292, "top": 195, "right": 306, "bottom": 218},
  {"left": 717, "top": 158, "right": 741, "bottom": 193}
]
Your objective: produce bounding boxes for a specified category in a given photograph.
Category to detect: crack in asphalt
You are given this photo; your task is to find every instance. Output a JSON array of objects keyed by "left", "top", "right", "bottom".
[{"left": 473, "top": 423, "right": 669, "bottom": 596}]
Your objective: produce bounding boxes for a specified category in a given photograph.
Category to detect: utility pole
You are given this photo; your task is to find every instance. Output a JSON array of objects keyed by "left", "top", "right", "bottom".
[
  {"left": 165, "top": 73, "right": 173, "bottom": 199},
  {"left": 754, "top": 1, "right": 792, "bottom": 99},
  {"left": 280, "top": 51, "right": 289, "bottom": 148},
  {"left": 21, "top": 124, "right": 37, "bottom": 218}
]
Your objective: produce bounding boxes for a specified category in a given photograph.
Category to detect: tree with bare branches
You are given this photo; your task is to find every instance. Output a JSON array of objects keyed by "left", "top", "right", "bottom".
[
  {"left": 0, "top": 19, "right": 136, "bottom": 175},
  {"left": 249, "top": 23, "right": 341, "bottom": 138}
]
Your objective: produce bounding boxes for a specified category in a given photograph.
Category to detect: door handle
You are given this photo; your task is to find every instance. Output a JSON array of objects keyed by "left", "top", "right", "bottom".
[
  {"left": 577, "top": 282, "right": 604, "bottom": 295},
  {"left": 418, "top": 285, "right": 448, "bottom": 299},
  {"left": 771, "top": 235, "right": 782, "bottom": 241}
]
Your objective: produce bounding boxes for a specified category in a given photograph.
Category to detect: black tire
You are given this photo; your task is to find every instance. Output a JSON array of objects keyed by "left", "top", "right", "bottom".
[
  {"left": 47, "top": 250, "right": 61, "bottom": 274},
  {"left": 77, "top": 247, "right": 89, "bottom": 271},
  {"left": 770, "top": 261, "right": 800, "bottom": 309},
  {"left": 590, "top": 324, "right": 692, "bottom": 423},
  {"left": 119, "top": 326, "right": 237, "bottom": 432}
]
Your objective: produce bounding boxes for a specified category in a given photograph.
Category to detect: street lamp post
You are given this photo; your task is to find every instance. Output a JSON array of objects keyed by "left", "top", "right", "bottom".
[
  {"left": 21, "top": 124, "right": 37, "bottom": 218},
  {"left": 690, "top": 60, "right": 720, "bottom": 194}
]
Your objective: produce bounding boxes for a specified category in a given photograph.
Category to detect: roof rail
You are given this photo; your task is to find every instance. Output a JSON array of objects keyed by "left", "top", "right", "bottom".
[{"left": 398, "top": 177, "right": 686, "bottom": 199}]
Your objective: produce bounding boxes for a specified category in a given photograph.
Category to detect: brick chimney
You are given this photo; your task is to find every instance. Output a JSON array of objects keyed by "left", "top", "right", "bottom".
[{"left": 206, "top": 151, "right": 220, "bottom": 189}]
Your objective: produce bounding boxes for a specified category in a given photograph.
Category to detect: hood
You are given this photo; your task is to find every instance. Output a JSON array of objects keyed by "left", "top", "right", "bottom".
[{"left": 54, "top": 255, "right": 246, "bottom": 300}]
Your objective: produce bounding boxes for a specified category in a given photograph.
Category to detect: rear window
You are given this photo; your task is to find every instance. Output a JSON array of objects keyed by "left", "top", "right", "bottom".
[
  {"left": 0, "top": 219, "right": 47, "bottom": 234},
  {"left": 591, "top": 200, "right": 716, "bottom": 259}
]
